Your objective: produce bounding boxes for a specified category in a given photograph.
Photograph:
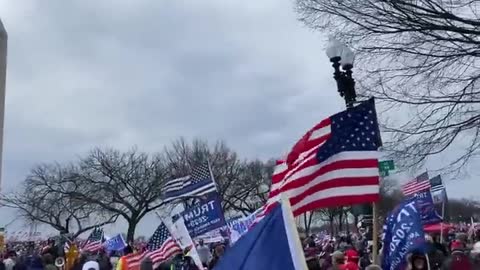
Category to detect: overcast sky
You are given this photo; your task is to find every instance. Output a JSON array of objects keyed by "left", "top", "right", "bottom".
[{"left": 0, "top": 0, "right": 477, "bottom": 237}]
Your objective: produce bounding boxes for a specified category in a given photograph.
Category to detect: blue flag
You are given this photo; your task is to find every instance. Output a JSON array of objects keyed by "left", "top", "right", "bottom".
[
  {"left": 181, "top": 193, "right": 226, "bottom": 237},
  {"left": 103, "top": 234, "right": 126, "bottom": 252},
  {"left": 413, "top": 190, "right": 442, "bottom": 224},
  {"left": 382, "top": 198, "right": 427, "bottom": 270},
  {"left": 213, "top": 201, "right": 307, "bottom": 270}
]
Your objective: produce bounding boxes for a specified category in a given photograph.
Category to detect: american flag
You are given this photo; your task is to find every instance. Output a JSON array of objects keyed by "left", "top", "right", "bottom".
[
  {"left": 402, "top": 172, "right": 430, "bottom": 196},
  {"left": 163, "top": 163, "right": 217, "bottom": 203},
  {"left": 124, "top": 223, "right": 181, "bottom": 269},
  {"left": 82, "top": 227, "right": 104, "bottom": 252},
  {"left": 256, "top": 98, "right": 381, "bottom": 220}
]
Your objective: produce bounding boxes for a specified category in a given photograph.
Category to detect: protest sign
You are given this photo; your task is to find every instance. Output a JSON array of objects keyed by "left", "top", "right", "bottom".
[
  {"left": 103, "top": 234, "right": 126, "bottom": 252},
  {"left": 169, "top": 216, "right": 204, "bottom": 270},
  {"left": 382, "top": 198, "right": 427, "bottom": 270},
  {"left": 181, "top": 193, "right": 226, "bottom": 237},
  {"left": 413, "top": 190, "right": 442, "bottom": 224},
  {"left": 227, "top": 212, "right": 257, "bottom": 243}
]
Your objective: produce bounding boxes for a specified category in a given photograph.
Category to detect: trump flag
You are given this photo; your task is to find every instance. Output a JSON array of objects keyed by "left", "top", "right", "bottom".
[{"left": 213, "top": 199, "right": 307, "bottom": 270}]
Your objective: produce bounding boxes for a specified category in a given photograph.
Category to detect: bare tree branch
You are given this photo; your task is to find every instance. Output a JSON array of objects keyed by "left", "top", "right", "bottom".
[
  {"left": 297, "top": 0, "right": 480, "bottom": 175},
  {"left": 0, "top": 163, "right": 118, "bottom": 238}
]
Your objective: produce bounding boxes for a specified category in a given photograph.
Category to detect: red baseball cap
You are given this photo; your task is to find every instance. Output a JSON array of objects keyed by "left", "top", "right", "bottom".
[
  {"left": 345, "top": 249, "right": 359, "bottom": 260},
  {"left": 451, "top": 240, "right": 464, "bottom": 250}
]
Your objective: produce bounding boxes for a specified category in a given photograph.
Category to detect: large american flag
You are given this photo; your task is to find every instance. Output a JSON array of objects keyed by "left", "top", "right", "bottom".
[
  {"left": 82, "top": 227, "right": 104, "bottom": 252},
  {"left": 256, "top": 98, "right": 381, "bottom": 220},
  {"left": 124, "top": 223, "right": 181, "bottom": 269},
  {"left": 402, "top": 172, "right": 430, "bottom": 196},
  {"left": 163, "top": 163, "right": 217, "bottom": 203}
]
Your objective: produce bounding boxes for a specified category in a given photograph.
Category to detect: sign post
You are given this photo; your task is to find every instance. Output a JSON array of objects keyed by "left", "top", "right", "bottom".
[{"left": 372, "top": 159, "right": 395, "bottom": 264}]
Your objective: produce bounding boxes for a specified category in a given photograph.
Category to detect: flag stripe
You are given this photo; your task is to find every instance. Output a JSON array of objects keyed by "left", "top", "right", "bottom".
[
  {"left": 402, "top": 181, "right": 431, "bottom": 196},
  {"left": 256, "top": 99, "right": 381, "bottom": 222},
  {"left": 147, "top": 238, "right": 181, "bottom": 263},
  {"left": 82, "top": 228, "right": 104, "bottom": 252},
  {"left": 430, "top": 184, "right": 445, "bottom": 193},
  {"left": 163, "top": 163, "right": 217, "bottom": 203},
  {"left": 125, "top": 224, "right": 181, "bottom": 269}
]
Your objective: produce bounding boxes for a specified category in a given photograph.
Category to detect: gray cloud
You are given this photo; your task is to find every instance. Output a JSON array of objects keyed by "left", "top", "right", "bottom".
[{"left": 0, "top": 1, "right": 475, "bottom": 235}]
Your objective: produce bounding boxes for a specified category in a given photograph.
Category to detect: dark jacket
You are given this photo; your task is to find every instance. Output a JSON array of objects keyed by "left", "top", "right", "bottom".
[
  {"left": 208, "top": 255, "right": 222, "bottom": 269},
  {"left": 140, "top": 258, "right": 152, "bottom": 270},
  {"left": 441, "top": 251, "right": 473, "bottom": 270},
  {"left": 171, "top": 256, "right": 198, "bottom": 270},
  {"left": 97, "top": 254, "right": 112, "bottom": 270}
]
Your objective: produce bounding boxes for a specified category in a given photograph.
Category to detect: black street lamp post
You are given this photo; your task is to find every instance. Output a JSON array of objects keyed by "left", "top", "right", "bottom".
[
  {"left": 325, "top": 38, "right": 373, "bottom": 233},
  {"left": 326, "top": 38, "right": 357, "bottom": 108}
]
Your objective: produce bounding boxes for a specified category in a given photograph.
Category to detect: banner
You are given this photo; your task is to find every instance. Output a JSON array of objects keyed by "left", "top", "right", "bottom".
[
  {"left": 169, "top": 216, "right": 205, "bottom": 270},
  {"left": 413, "top": 190, "right": 443, "bottom": 225},
  {"left": 181, "top": 193, "right": 226, "bottom": 237},
  {"left": 227, "top": 212, "right": 258, "bottom": 244},
  {"left": 103, "top": 234, "right": 126, "bottom": 252},
  {"left": 382, "top": 199, "right": 427, "bottom": 270}
]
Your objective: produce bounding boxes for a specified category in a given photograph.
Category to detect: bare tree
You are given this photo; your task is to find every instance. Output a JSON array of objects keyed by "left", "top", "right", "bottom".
[
  {"left": 162, "top": 138, "right": 274, "bottom": 215},
  {"left": 61, "top": 148, "right": 169, "bottom": 242},
  {"left": 377, "top": 177, "right": 403, "bottom": 219},
  {"left": 297, "top": 0, "right": 480, "bottom": 174},
  {"left": 224, "top": 159, "right": 275, "bottom": 215},
  {"left": 0, "top": 163, "right": 117, "bottom": 238},
  {"left": 318, "top": 207, "right": 343, "bottom": 235}
]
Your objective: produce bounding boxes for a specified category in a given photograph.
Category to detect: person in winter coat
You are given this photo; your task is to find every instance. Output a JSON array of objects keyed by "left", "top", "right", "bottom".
[
  {"left": 364, "top": 265, "right": 381, "bottom": 270},
  {"left": 96, "top": 250, "right": 112, "bottom": 270},
  {"left": 41, "top": 254, "right": 56, "bottom": 270},
  {"left": 407, "top": 252, "right": 428, "bottom": 270},
  {"left": 139, "top": 257, "right": 152, "bottom": 270},
  {"left": 327, "top": 251, "right": 345, "bottom": 270},
  {"left": 470, "top": 242, "right": 480, "bottom": 268},
  {"left": 441, "top": 240, "right": 473, "bottom": 270},
  {"left": 208, "top": 245, "right": 225, "bottom": 269},
  {"left": 26, "top": 255, "right": 44, "bottom": 270},
  {"left": 72, "top": 254, "right": 88, "bottom": 270},
  {"left": 3, "top": 251, "right": 16, "bottom": 270},
  {"left": 195, "top": 239, "right": 211, "bottom": 267},
  {"left": 424, "top": 235, "right": 445, "bottom": 269},
  {"left": 344, "top": 249, "right": 359, "bottom": 270},
  {"left": 170, "top": 252, "right": 198, "bottom": 270}
]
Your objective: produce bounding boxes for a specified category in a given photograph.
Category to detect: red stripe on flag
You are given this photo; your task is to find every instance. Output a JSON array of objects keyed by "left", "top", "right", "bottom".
[
  {"left": 402, "top": 180, "right": 431, "bottom": 196},
  {"left": 259, "top": 119, "right": 379, "bottom": 220}
]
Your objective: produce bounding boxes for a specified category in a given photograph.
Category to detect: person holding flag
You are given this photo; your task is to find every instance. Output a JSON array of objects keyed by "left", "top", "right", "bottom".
[
  {"left": 382, "top": 198, "right": 428, "bottom": 270},
  {"left": 169, "top": 247, "right": 199, "bottom": 270}
]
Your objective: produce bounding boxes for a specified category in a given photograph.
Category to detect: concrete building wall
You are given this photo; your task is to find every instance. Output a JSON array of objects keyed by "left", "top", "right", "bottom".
[{"left": 0, "top": 19, "right": 7, "bottom": 190}]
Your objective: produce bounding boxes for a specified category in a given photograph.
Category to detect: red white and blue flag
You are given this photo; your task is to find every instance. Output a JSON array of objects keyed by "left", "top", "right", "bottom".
[
  {"left": 402, "top": 172, "right": 430, "bottom": 196},
  {"left": 82, "top": 227, "right": 104, "bottom": 252},
  {"left": 256, "top": 98, "right": 382, "bottom": 221}
]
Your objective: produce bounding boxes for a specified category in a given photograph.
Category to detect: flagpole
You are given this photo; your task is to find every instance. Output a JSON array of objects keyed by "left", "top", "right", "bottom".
[
  {"left": 440, "top": 202, "right": 445, "bottom": 244},
  {"left": 206, "top": 159, "right": 218, "bottom": 192},
  {"left": 280, "top": 194, "right": 309, "bottom": 270},
  {"left": 372, "top": 202, "right": 379, "bottom": 264}
]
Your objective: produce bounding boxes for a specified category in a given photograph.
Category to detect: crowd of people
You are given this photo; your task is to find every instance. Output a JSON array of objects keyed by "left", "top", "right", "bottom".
[
  {"left": 2, "top": 230, "right": 480, "bottom": 269},
  {"left": 0, "top": 238, "right": 227, "bottom": 270},
  {"left": 301, "top": 231, "right": 480, "bottom": 269}
]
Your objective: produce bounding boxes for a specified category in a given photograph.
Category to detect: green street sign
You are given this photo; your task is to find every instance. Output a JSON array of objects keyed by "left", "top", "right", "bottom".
[{"left": 379, "top": 160, "right": 395, "bottom": 172}]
